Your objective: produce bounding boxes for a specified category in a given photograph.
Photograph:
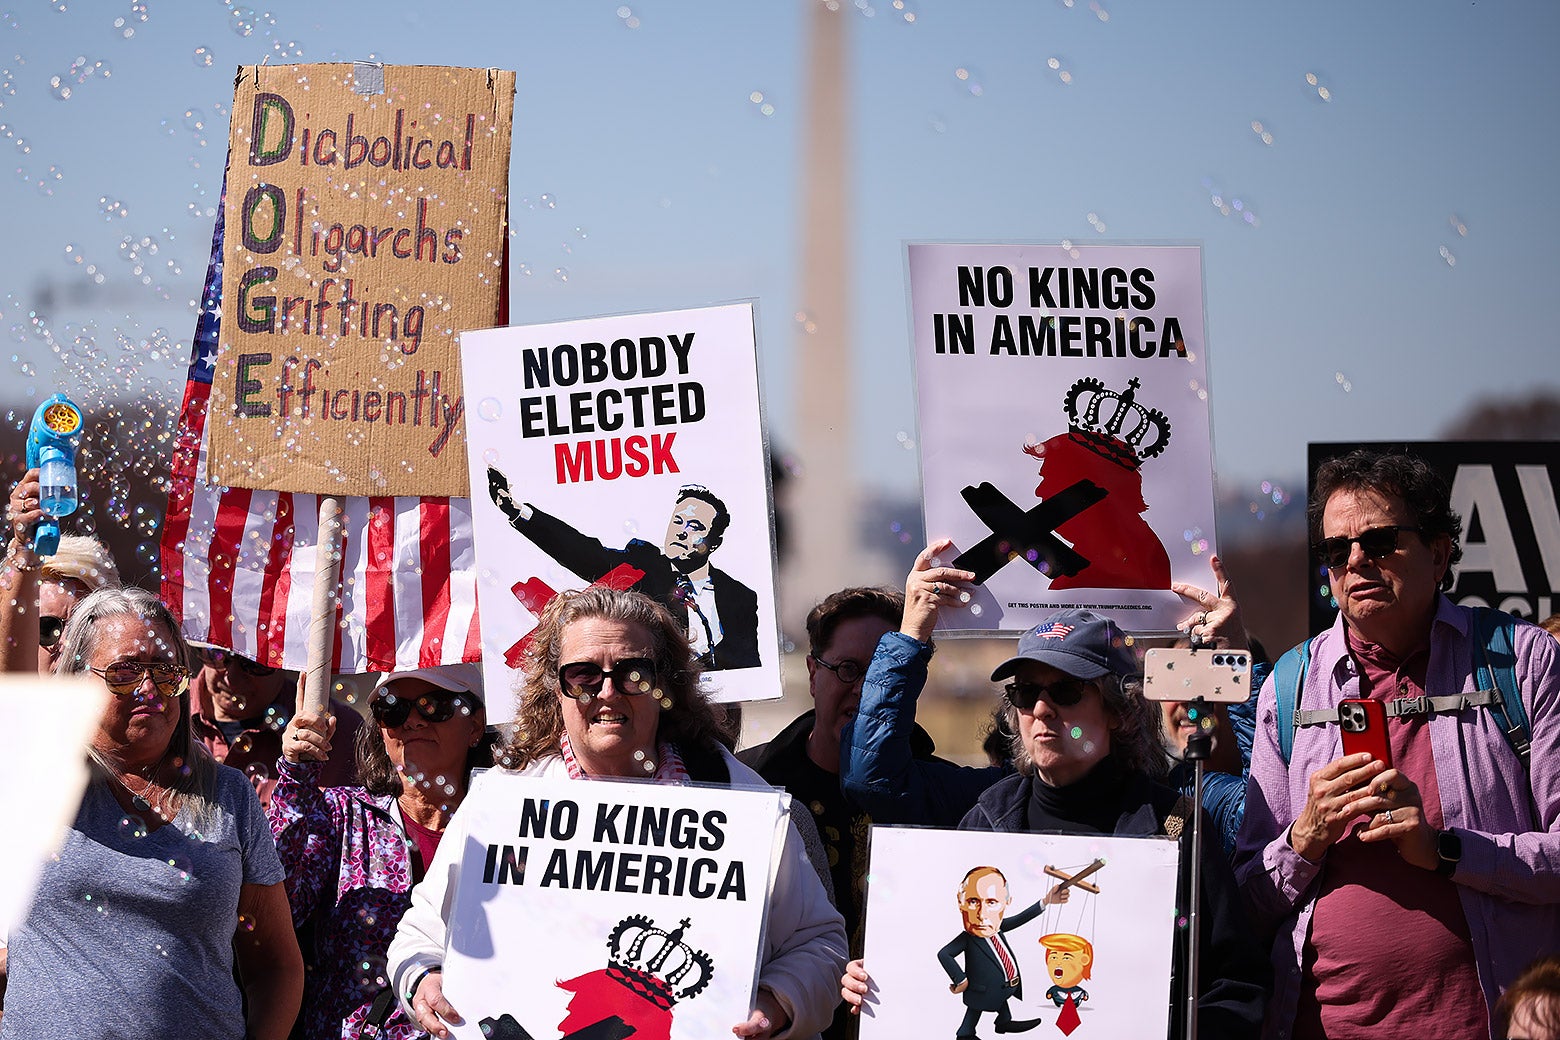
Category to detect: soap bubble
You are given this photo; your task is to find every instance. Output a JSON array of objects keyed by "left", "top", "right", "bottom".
[
  {"left": 229, "top": 5, "right": 257, "bottom": 36},
  {"left": 192, "top": 45, "right": 213, "bottom": 67}
]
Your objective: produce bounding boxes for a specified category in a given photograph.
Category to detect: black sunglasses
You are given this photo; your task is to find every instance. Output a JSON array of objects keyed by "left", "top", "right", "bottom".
[
  {"left": 811, "top": 654, "right": 866, "bottom": 685},
  {"left": 39, "top": 615, "right": 65, "bottom": 651},
  {"left": 195, "top": 646, "right": 278, "bottom": 677},
  {"left": 558, "top": 658, "right": 658, "bottom": 700},
  {"left": 370, "top": 691, "right": 471, "bottom": 728},
  {"left": 1315, "top": 525, "right": 1420, "bottom": 571},
  {"left": 91, "top": 661, "right": 189, "bottom": 697},
  {"left": 1003, "top": 678, "right": 1092, "bottom": 712}
]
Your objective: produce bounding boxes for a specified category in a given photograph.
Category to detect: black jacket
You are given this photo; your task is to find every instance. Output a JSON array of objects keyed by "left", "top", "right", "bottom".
[{"left": 513, "top": 504, "right": 761, "bottom": 669}]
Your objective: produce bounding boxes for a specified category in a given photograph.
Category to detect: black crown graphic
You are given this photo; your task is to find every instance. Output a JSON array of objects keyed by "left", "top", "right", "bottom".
[
  {"left": 605, "top": 914, "right": 715, "bottom": 1011},
  {"left": 1063, "top": 376, "right": 1171, "bottom": 469}
]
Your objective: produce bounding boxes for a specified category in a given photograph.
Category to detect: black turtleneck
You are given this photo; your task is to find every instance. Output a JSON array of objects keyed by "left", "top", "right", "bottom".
[{"left": 1025, "top": 756, "right": 1130, "bottom": 835}]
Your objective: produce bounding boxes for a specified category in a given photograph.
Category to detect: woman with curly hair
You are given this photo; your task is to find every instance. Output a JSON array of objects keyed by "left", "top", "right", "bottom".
[{"left": 387, "top": 586, "right": 845, "bottom": 1040}]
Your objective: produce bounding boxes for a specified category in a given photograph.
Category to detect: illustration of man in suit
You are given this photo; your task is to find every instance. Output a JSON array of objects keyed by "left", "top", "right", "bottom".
[
  {"left": 938, "top": 866, "right": 1062, "bottom": 1039},
  {"left": 486, "top": 466, "right": 761, "bottom": 670}
]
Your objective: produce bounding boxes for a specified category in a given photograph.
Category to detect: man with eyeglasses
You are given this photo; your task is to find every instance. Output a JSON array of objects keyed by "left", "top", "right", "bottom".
[
  {"left": 1236, "top": 448, "right": 1560, "bottom": 1040},
  {"left": 486, "top": 466, "right": 761, "bottom": 671},
  {"left": 189, "top": 644, "right": 362, "bottom": 808},
  {"left": 739, "top": 587, "right": 942, "bottom": 1038}
]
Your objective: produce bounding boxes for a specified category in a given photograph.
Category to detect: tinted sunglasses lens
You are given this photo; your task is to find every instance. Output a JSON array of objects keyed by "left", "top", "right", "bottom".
[
  {"left": 39, "top": 615, "right": 64, "bottom": 649},
  {"left": 417, "top": 694, "right": 459, "bottom": 723},
  {"left": 613, "top": 659, "right": 656, "bottom": 694},
  {"left": 560, "top": 663, "right": 605, "bottom": 696},
  {"left": 1048, "top": 681, "right": 1086, "bottom": 707},
  {"left": 1357, "top": 527, "right": 1400, "bottom": 559},
  {"left": 1005, "top": 680, "right": 1086, "bottom": 710},
  {"left": 1317, "top": 538, "right": 1349, "bottom": 569},
  {"left": 1004, "top": 682, "right": 1041, "bottom": 712},
  {"left": 152, "top": 666, "right": 188, "bottom": 695},
  {"left": 372, "top": 695, "right": 413, "bottom": 728},
  {"left": 101, "top": 663, "right": 186, "bottom": 695}
]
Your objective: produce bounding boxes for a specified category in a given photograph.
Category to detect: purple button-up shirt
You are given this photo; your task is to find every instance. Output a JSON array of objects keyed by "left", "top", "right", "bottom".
[{"left": 1235, "top": 596, "right": 1560, "bottom": 1040}]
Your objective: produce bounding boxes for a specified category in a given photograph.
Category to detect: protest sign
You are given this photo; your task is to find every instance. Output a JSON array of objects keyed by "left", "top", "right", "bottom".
[
  {"left": 909, "top": 243, "right": 1218, "bottom": 634},
  {"left": 460, "top": 301, "right": 781, "bottom": 718},
  {"left": 162, "top": 202, "right": 482, "bottom": 673},
  {"left": 0, "top": 677, "right": 106, "bottom": 936},
  {"left": 442, "top": 771, "right": 788, "bottom": 1040},
  {"left": 859, "top": 826, "right": 1179, "bottom": 1039},
  {"left": 1308, "top": 441, "right": 1560, "bottom": 633},
  {"left": 207, "top": 63, "right": 515, "bottom": 497}
]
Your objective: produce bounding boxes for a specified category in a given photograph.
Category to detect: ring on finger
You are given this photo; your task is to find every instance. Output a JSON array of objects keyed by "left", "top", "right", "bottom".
[
  {"left": 1385, "top": 808, "right": 1395, "bottom": 823},
  {"left": 931, "top": 582, "right": 940, "bottom": 596}
]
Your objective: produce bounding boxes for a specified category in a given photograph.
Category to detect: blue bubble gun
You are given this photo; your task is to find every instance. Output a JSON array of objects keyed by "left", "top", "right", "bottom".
[{"left": 25, "top": 394, "right": 84, "bottom": 557}]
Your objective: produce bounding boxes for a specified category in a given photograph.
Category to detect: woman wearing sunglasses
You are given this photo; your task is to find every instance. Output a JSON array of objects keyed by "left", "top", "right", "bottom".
[
  {"left": 387, "top": 587, "right": 846, "bottom": 1040},
  {"left": 837, "top": 543, "right": 1267, "bottom": 1039},
  {"left": 270, "top": 663, "right": 489, "bottom": 1040},
  {"left": 0, "top": 587, "right": 303, "bottom": 1040}
]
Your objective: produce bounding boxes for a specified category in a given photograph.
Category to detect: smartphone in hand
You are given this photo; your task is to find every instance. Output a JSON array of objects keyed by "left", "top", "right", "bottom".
[{"left": 1339, "top": 698, "right": 1392, "bottom": 768}]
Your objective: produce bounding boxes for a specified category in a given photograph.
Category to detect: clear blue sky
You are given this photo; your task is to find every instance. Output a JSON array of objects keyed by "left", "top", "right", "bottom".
[{"left": 3, "top": 0, "right": 1557, "bottom": 511}]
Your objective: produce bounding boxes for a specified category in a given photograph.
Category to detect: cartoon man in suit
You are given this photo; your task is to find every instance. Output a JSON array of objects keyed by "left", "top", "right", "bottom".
[
  {"left": 938, "top": 866, "right": 1060, "bottom": 1039},
  {"left": 487, "top": 466, "right": 761, "bottom": 670}
]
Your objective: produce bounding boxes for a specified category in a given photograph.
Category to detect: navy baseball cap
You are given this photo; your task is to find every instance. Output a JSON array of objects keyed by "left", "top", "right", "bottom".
[{"left": 989, "top": 609, "right": 1138, "bottom": 682}]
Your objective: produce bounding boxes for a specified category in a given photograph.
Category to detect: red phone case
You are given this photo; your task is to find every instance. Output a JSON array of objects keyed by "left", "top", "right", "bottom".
[{"left": 1339, "top": 698, "right": 1392, "bottom": 768}]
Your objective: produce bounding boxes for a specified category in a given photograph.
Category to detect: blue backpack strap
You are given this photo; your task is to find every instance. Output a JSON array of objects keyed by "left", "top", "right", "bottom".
[
  {"left": 1470, "top": 605, "right": 1531, "bottom": 767},
  {"left": 1272, "top": 638, "right": 1315, "bottom": 766}
]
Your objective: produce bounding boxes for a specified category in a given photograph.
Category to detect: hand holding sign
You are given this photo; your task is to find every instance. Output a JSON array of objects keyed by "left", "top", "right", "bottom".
[{"left": 902, "top": 539, "right": 976, "bottom": 643}]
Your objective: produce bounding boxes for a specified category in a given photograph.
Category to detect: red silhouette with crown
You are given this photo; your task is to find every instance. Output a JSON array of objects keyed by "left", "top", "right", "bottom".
[
  {"left": 1024, "top": 377, "right": 1172, "bottom": 590},
  {"left": 553, "top": 914, "right": 715, "bottom": 1040}
]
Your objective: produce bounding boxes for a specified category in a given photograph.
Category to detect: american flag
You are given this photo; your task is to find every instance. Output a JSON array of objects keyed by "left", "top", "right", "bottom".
[
  {"left": 1034, "top": 622, "right": 1074, "bottom": 640},
  {"left": 159, "top": 199, "right": 483, "bottom": 672}
]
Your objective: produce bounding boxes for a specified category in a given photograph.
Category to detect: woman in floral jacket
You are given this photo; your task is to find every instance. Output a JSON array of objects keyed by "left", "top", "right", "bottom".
[{"left": 269, "top": 664, "right": 490, "bottom": 1040}]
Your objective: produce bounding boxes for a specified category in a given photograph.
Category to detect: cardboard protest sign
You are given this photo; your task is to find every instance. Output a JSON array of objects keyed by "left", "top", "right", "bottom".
[
  {"left": 859, "top": 826, "right": 1179, "bottom": 1039},
  {"left": 909, "top": 243, "right": 1218, "bottom": 634},
  {"left": 208, "top": 63, "right": 515, "bottom": 497},
  {"left": 0, "top": 677, "right": 106, "bottom": 937},
  {"left": 1308, "top": 441, "right": 1560, "bottom": 633},
  {"left": 460, "top": 302, "right": 781, "bottom": 719},
  {"left": 442, "top": 771, "right": 788, "bottom": 1040}
]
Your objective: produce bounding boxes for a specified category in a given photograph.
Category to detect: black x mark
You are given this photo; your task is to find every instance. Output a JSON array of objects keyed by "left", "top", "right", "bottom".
[{"left": 952, "top": 479, "right": 1107, "bottom": 584}]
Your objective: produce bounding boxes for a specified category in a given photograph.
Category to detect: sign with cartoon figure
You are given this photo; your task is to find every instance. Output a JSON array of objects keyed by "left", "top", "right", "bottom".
[
  {"left": 909, "top": 243, "right": 1218, "bottom": 634},
  {"left": 442, "top": 772, "right": 789, "bottom": 1040},
  {"left": 460, "top": 302, "right": 781, "bottom": 721},
  {"left": 858, "top": 827, "right": 1178, "bottom": 1038}
]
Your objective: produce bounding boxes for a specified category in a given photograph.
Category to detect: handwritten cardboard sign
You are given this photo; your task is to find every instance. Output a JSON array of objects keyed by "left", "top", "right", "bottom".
[{"left": 209, "top": 63, "right": 515, "bottom": 497}]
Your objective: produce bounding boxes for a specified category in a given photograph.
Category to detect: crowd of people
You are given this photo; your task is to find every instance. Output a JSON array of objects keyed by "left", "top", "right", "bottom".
[{"left": 0, "top": 446, "right": 1557, "bottom": 1040}]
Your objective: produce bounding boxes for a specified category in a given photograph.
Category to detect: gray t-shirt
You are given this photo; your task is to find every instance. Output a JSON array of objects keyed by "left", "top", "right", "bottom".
[{"left": 2, "top": 764, "right": 286, "bottom": 1040}]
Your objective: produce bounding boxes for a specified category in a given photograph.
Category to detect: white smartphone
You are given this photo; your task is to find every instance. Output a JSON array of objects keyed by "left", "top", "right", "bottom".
[{"left": 1142, "top": 647, "right": 1251, "bottom": 703}]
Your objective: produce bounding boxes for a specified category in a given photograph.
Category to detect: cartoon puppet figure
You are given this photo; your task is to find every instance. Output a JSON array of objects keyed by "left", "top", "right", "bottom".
[
  {"left": 937, "top": 866, "right": 1068, "bottom": 1039},
  {"left": 1039, "top": 933, "right": 1093, "bottom": 1036}
]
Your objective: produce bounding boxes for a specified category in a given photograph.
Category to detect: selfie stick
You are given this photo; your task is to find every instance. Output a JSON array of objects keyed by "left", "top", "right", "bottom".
[{"left": 1181, "top": 638, "right": 1214, "bottom": 1040}]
